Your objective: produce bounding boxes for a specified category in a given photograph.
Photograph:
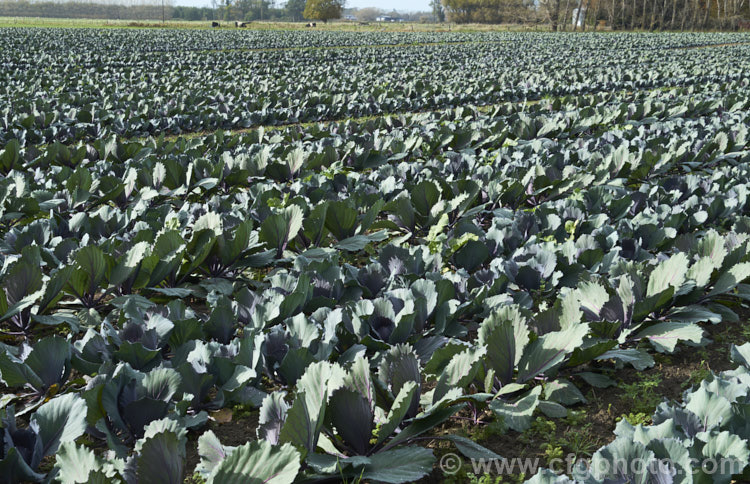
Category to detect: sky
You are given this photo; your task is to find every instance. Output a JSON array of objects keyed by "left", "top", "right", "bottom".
[{"left": 172, "top": 0, "right": 432, "bottom": 12}]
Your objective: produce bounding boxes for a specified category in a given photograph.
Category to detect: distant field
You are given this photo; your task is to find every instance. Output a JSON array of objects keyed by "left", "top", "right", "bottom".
[
  {"left": 0, "top": 15, "right": 549, "bottom": 31},
  {"left": 3, "top": 27, "right": 750, "bottom": 484}
]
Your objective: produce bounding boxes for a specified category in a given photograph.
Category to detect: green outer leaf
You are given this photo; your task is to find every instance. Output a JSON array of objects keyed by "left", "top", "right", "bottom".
[
  {"left": 32, "top": 393, "right": 88, "bottom": 457},
  {"left": 194, "top": 212, "right": 223, "bottom": 237},
  {"left": 3, "top": 258, "right": 42, "bottom": 305},
  {"left": 207, "top": 441, "right": 301, "bottom": 484},
  {"left": 543, "top": 378, "right": 587, "bottom": 405},
  {"left": 575, "top": 372, "right": 617, "bottom": 388},
  {"left": 685, "top": 387, "right": 732, "bottom": 429},
  {"left": 280, "top": 362, "right": 345, "bottom": 454},
  {"left": 141, "top": 367, "right": 181, "bottom": 402},
  {"left": 454, "top": 240, "right": 489, "bottom": 272},
  {"left": 445, "top": 435, "right": 501, "bottom": 460},
  {"left": 378, "top": 344, "right": 421, "bottom": 417},
  {"left": 335, "top": 231, "right": 388, "bottom": 251},
  {"left": 525, "top": 469, "right": 574, "bottom": 483},
  {"left": 278, "top": 390, "right": 320, "bottom": 456},
  {"left": 478, "top": 310, "right": 528, "bottom": 385},
  {"left": 0, "top": 351, "right": 31, "bottom": 387},
  {"left": 576, "top": 281, "right": 609, "bottom": 319},
  {"left": 647, "top": 252, "right": 689, "bottom": 297},
  {"left": 220, "top": 220, "right": 253, "bottom": 267},
  {"left": 258, "top": 391, "right": 289, "bottom": 445},
  {"left": 74, "top": 245, "right": 107, "bottom": 295},
  {"left": 324, "top": 201, "right": 357, "bottom": 241},
  {"left": 260, "top": 205, "right": 304, "bottom": 257},
  {"left": 490, "top": 386, "right": 542, "bottom": 432},
  {"left": 596, "top": 348, "right": 654, "bottom": 371},
  {"left": 0, "top": 291, "right": 43, "bottom": 324},
  {"left": 698, "top": 430, "right": 750, "bottom": 484},
  {"left": 0, "top": 447, "right": 46, "bottom": 483},
  {"left": 731, "top": 343, "right": 750, "bottom": 368},
  {"left": 386, "top": 403, "right": 463, "bottom": 449},
  {"left": 708, "top": 262, "right": 750, "bottom": 297},
  {"left": 360, "top": 446, "right": 435, "bottom": 484},
  {"left": 538, "top": 400, "right": 568, "bottom": 418},
  {"left": 136, "top": 430, "right": 185, "bottom": 484},
  {"left": 434, "top": 346, "right": 486, "bottom": 403},
  {"left": 25, "top": 335, "right": 72, "bottom": 391},
  {"left": 54, "top": 443, "right": 102, "bottom": 484},
  {"left": 328, "top": 387, "right": 373, "bottom": 455},
  {"left": 375, "top": 381, "right": 417, "bottom": 447},
  {"left": 345, "top": 356, "right": 374, "bottom": 412},
  {"left": 635, "top": 322, "right": 703, "bottom": 353},
  {"left": 196, "top": 430, "right": 233, "bottom": 477},
  {"left": 517, "top": 324, "right": 588, "bottom": 383}
]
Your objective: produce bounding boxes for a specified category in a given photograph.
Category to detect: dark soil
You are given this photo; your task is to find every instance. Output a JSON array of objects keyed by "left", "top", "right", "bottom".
[
  {"left": 417, "top": 314, "right": 750, "bottom": 482},
  {"left": 178, "top": 310, "right": 750, "bottom": 483},
  {"left": 184, "top": 409, "right": 260, "bottom": 477}
]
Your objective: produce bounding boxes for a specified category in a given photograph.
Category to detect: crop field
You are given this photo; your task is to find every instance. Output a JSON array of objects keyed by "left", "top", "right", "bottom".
[{"left": 3, "top": 27, "right": 750, "bottom": 483}]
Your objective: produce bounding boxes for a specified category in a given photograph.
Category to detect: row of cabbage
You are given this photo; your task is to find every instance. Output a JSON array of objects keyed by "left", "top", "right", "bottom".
[
  {"left": 1, "top": 29, "right": 745, "bottom": 57},
  {"left": 2, "top": 32, "right": 750, "bottom": 146},
  {"left": 527, "top": 343, "right": 750, "bottom": 483},
  {"left": 2, "top": 64, "right": 750, "bottom": 481},
  {"left": 0, "top": 28, "right": 511, "bottom": 56},
  {"left": 9, "top": 341, "right": 750, "bottom": 483}
]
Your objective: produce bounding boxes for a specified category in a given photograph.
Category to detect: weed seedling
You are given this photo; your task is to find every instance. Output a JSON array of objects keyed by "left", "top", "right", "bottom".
[
  {"left": 683, "top": 362, "right": 711, "bottom": 389},
  {"left": 619, "top": 373, "right": 664, "bottom": 415},
  {"left": 619, "top": 412, "right": 651, "bottom": 426},
  {"left": 559, "top": 425, "right": 599, "bottom": 457}
]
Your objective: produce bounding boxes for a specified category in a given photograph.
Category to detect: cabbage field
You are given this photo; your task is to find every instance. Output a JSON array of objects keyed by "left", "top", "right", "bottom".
[{"left": 2, "top": 28, "right": 750, "bottom": 483}]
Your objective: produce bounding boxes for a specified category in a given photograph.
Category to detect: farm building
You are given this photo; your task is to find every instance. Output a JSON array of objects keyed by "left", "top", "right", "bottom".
[{"left": 375, "top": 15, "right": 404, "bottom": 22}]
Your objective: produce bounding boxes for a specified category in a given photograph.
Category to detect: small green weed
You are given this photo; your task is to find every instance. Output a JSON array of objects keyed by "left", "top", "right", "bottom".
[
  {"left": 184, "top": 473, "right": 206, "bottom": 484},
  {"left": 472, "top": 419, "right": 509, "bottom": 442},
  {"left": 564, "top": 410, "right": 587, "bottom": 427},
  {"left": 559, "top": 425, "right": 599, "bottom": 457},
  {"left": 683, "top": 363, "right": 711, "bottom": 389},
  {"left": 619, "top": 412, "right": 651, "bottom": 426},
  {"left": 541, "top": 443, "right": 564, "bottom": 469},
  {"left": 230, "top": 403, "right": 255, "bottom": 419},
  {"left": 518, "top": 417, "right": 556, "bottom": 445},
  {"left": 619, "top": 373, "right": 663, "bottom": 415}
]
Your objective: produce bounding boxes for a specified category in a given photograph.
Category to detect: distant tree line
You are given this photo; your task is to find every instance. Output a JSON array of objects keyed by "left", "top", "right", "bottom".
[
  {"left": 171, "top": 5, "right": 217, "bottom": 21},
  {"left": 441, "top": 0, "right": 538, "bottom": 24},
  {"left": 539, "top": 0, "right": 750, "bottom": 30},
  {"left": 210, "top": 0, "right": 292, "bottom": 22},
  {"left": 0, "top": 0, "right": 314, "bottom": 22},
  {"left": 0, "top": 0, "right": 429, "bottom": 23},
  {"left": 1, "top": 0, "right": 747, "bottom": 28},
  {"left": 441, "top": 0, "right": 750, "bottom": 29},
  {"left": 0, "top": 0, "right": 175, "bottom": 20}
]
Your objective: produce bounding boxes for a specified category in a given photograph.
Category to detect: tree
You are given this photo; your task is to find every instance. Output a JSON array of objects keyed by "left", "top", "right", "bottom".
[
  {"left": 356, "top": 7, "right": 382, "bottom": 21},
  {"left": 303, "top": 0, "right": 344, "bottom": 22},
  {"left": 573, "top": 0, "right": 584, "bottom": 29},
  {"left": 431, "top": 0, "right": 445, "bottom": 21},
  {"left": 220, "top": 0, "right": 231, "bottom": 20},
  {"left": 442, "top": 0, "right": 535, "bottom": 23},
  {"left": 285, "top": 0, "right": 305, "bottom": 20},
  {"left": 539, "top": 0, "right": 562, "bottom": 30},
  {"left": 237, "top": 0, "right": 274, "bottom": 20}
]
